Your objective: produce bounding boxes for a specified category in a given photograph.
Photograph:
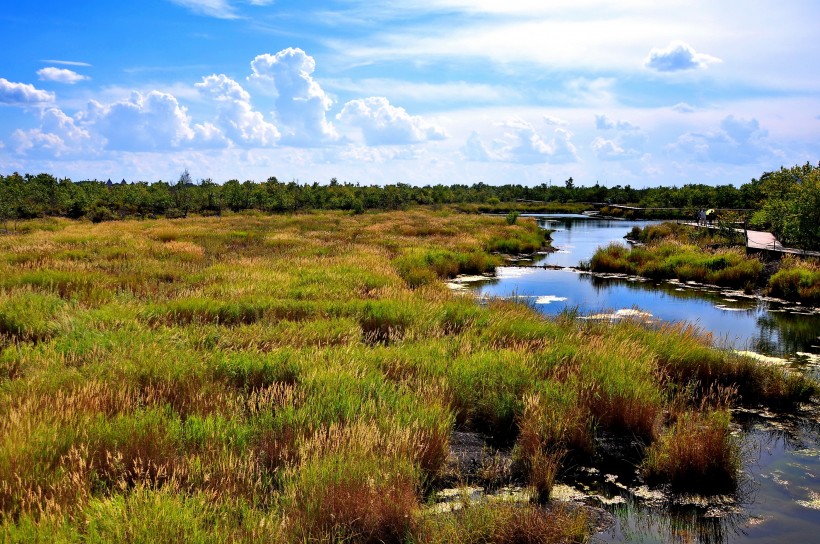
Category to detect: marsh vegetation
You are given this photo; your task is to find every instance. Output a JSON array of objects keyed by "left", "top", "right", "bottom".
[
  {"left": 588, "top": 222, "right": 820, "bottom": 305},
  {"left": 0, "top": 210, "right": 816, "bottom": 542}
]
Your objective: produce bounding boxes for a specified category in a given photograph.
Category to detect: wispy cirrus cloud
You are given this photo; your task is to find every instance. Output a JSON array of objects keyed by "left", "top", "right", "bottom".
[
  {"left": 41, "top": 60, "right": 92, "bottom": 67},
  {"left": 167, "top": 0, "right": 274, "bottom": 19}
]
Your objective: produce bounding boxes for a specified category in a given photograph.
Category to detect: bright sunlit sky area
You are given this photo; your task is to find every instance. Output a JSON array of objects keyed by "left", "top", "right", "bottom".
[{"left": 1, "top": 0, "right": 819, "bottom": 187}]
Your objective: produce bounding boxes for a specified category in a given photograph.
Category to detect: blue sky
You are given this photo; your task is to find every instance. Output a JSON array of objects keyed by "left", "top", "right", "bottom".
[{"left": 1, "top": 1, "right": 819, "bottom": 187}]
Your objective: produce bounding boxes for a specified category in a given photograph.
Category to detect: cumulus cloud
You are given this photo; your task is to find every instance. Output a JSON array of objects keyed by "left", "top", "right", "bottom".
[
  {"left": 0, "top": 78, "right": 55, "bottom": 105},
  {"left": 591, "top": 137, "right": 638, "bottom": 161},
  {"left": 672, "top": 102, "right": 697, "bottom": 113},
  {"left": 591, "top": 114, "right": 644, "bottom": 159},
  {"left": 37, "top": 67, "right": 90, "bottom": 84},
  {"left": 81, "top": 91, "right": 222, "bottom": 151},
  {"left": 565, "top": 77, "right": 615, "bottom": 106},
  {"left": 595, "top": 114, "right": 638, "bottom": 131},
  {"left": 13, "top": 107, "right": 93, "bottom": 157},
  {"left": 463, "top": 131, "right": 494, "bottom": 161},
  {"left": 543, "top": 115, "right": 568, "bottom": 126},
  {"left": 645, "top": 41, "right": 721, "bottom": 72},
  {"left": 336, "top": 97, "right": 446, "bottom": 146},
  {"left": 464, "top": 118, "right": 577, "bottom": 164},
  {"left": 248, "top": 48, "right": 338, "bottom": 145},
  {"left": 196, "top": 74, "right": 279, "bottom": 146},
  {"left": 669, "top": 115, "right": 772, "bottom": 164},
  {"left": 336, "top": 144, "right": 422, "bottom": 163}
]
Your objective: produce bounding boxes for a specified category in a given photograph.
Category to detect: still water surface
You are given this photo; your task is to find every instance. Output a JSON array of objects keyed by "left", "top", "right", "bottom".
[
  {"left": 465, "top": 215, "right": 820, "bottom": 544},
  {"left": 470, "top": 215, "right": 820, "bottom": 360}
]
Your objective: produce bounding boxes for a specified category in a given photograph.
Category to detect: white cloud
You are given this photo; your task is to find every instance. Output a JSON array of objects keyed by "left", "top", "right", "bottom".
[
  {"left": 324, "top": 78, "right": 516, "bottom": 104},
  {"left": 672, "top": 102, "right": 697, "bottom": 113},
  {"left": 248, "top": 48, "right": 338, "bottom": 145},
  {"left": 463, "top": 131, "right": 495, "bottom": 161},
  {"left": 0, "top": 78, "right": 55, "bottom": 105},
  {"left": 335, "top": 144, "right": 422, "bottom": 163},
  {"left": 669, "top": 115, "right": 772, "bottom": 164},
  {"left": 41, "top": 60, "right": 92, "bottom": 67},
  {"left": 543, "top": 115, "right": 569, "bottom": 126},
  {"left": 595, "top": 114, "right": 638, "bottom": 131},
  {"left": 464, "top": 118, "right": 577, "bottom": 164},
  {"left": 645, "top": 41, "right": 721, "bottom": 72},
  {"left": 167, "top": 0, "right": 238, "bottom": 19},
  {"left": 336, "top": 96, "right": 446, "bottom": 146},
  {"left": 167, "top": 0, "right": 275, "bottom": 18},
  {"left": 81, "top": 91, "right": 222, "bottom": 151},
  {"left": 591, "top": 137, "right": 636, "bottom": 161},
  {"left": 565, "top": 78, "right": 615, "bottom": 106},
  {"left": 196, "top": 74, "right": 279, "bottom": 146},
  {"left": 13, "top": 107, "right": 93, "bottom": 157},
  {"left": 37, "top": 67, "right": 90, "bottom": 84}
]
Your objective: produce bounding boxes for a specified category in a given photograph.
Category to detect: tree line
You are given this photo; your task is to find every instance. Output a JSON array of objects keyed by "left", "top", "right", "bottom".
[{"left": 1, "top": 163, "right": 817, "bottom": 249}]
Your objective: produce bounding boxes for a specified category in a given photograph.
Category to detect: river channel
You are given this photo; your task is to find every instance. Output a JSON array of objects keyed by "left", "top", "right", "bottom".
[{"left": 458, "top": 214, "right": 820, "bottom": 544}]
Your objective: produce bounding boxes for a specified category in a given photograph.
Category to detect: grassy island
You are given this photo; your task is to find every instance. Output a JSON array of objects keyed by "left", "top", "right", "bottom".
[
  {"left": 1, "top": 210, "right": 816, "bottom": 542},
  {"left": 587, "top": 222, "right": 820, "bottom": 305}
]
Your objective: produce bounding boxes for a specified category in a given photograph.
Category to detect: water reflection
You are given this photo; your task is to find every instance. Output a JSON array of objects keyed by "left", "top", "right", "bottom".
[
  {"left": 472, "top": 214, "right": 820, "bottom": 359},
  {"left": 477, "top": 215, "right": 820, "bottom": 543}
]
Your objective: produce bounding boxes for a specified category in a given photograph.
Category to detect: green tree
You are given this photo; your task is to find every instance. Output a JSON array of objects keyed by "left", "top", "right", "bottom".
[{"left": 0, "top": 174, "right": 23, "bottom": 231}]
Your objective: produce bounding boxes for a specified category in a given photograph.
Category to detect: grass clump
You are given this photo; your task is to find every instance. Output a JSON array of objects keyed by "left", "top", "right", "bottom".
[
  {"left": 589, "top": 241, "right": 762, "bottom": 287},
  {"left": 0, "top": 292, "right": 67, "bottom": 343},
  {"left": 767, "top": 255, "right": 820, "bottom": 304},
  {"left": 643, "top": 409, "right": 740, "bottom": 492},
  {"left": 419, "top": 501, "right": 591, "bottom": 544},
  {"left": 606, "top": 222, "right": 820, "bottom": 305}
]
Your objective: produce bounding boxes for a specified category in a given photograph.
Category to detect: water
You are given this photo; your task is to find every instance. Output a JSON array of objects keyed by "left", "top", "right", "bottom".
[
  {"left": 470, "top": 215, "right": 820, "bottom": 359},
  {"left": 463, "top": 214, "right": 820, "bottom": 543}
]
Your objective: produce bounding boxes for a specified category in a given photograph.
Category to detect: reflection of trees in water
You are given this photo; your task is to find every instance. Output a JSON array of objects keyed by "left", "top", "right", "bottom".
[
  {"left": 579, "top": 272, "right": 820, "bottom": 356},
  {"left": 751, "top": 310, "right": 820, "bottom": 355},
  {"left": 582, "top": 273, "right": 754, "bottom": 310},
  {"left": 736, "top": 408, "right": 820, "bottom": 453}
]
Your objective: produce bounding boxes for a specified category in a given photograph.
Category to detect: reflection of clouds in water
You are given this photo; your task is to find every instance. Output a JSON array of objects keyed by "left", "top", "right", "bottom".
[
  {"left": 535, "top": 295, "right": 568, "bottom": 304},
  {"left": 796, "top": 489, "right": 820, "bottom": 510},
  {"left": 495, "top": 267, "right": 537, "bottom": 279},
  {"left": 581, "top": 308, "right": 654, "bottom": 321}
]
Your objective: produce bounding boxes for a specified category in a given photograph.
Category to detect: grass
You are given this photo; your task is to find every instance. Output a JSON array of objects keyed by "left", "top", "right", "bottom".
[
  {"left": 588, "top": 240, "right": 762, "bottom": 288},
  {"left": 0, "top": 210, "right": 816, "bottom": 541},
  {"left": 768, "top": 255, "right": 820, "bottom": 304},
  {"left": 643, "top": 408, "right": 740, "bottom": 492},
  {"left": 595, "top": 222, "right": 820, "bottom": 304}
]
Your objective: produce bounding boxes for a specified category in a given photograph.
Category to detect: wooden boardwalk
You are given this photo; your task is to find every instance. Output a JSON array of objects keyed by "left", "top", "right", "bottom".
[{"left": 680, "top": 222, "right": 820, "bottom": 258}]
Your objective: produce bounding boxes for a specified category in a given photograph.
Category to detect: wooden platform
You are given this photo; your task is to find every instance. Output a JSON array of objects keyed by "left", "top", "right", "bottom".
[{"left": 679, "top": 222, "right": 820, "bottom": 258}]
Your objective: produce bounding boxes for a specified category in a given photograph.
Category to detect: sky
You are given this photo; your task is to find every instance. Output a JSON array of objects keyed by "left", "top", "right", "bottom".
[{"left": 1, "top": 1, "right": 819, "bottom": 188}]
